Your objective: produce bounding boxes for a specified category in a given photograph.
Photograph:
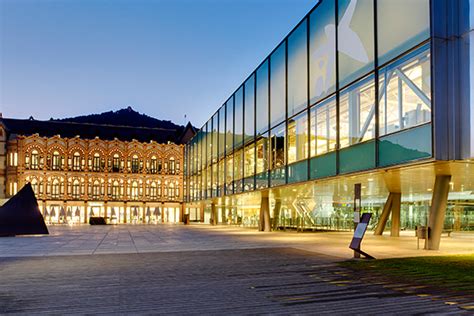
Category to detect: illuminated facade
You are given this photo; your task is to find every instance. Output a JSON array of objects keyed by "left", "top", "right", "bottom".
[
  {"left": 184, "top": 0, "right": 474, "bottom": 249},
  {"left": 0, "top": 117, "right": 192, "bottom": 224}
]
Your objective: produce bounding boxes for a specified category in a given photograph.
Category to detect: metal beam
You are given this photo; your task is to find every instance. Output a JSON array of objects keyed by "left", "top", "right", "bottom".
[{"left": 395, "top": 69, "right": 431, "bottom": 109}]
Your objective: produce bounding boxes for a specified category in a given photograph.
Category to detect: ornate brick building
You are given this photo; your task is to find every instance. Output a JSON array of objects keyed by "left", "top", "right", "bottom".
[{"left": 0, "top": 109, "right": 196, "bottom": 224}]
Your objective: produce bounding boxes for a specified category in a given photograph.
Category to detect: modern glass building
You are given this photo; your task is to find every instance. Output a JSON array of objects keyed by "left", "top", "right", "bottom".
[{"left": 184, "top": 0, "right": 474, "bottom": 250}]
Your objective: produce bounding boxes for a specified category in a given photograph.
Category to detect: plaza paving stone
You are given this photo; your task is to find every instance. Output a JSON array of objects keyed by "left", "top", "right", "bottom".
[{"left": 0, "top": 224, "right": 472, "bottom": 314}]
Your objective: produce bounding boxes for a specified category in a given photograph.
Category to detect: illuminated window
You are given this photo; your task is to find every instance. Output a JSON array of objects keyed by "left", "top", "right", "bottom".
[
  {"left": 72, "top": 152, "right": 81, "bottom": 171},
  {"left": 169, "top": 157, "right": 176, "bottom": 174},
  {"left": 72, "top": 180, "right": 81, "bottom": 199},
  {"left": 131, "top": 181, "right": 139, "bottom": 200},
  {"left": 150, "top": 156, "right": 158, "bottom": 174},
  {"left": 379, "top": 47, "right": 431, "bottom": 136},
  {"left": 339, "top": 76, "right": 376, "bottom": 148},
  {"left": 92, "top": 180, "right": 101, "bottom": 199},
  {"left": 52, "top": 179, "right": 60, "bottom": 199},
  {"left": 52, "top": 151, "right": 61, "bottom": 170},
  {"left": 287, "top": 112, "right": 308, "bottom": 164},
  {"left": 31, "top": 150, "right": 39, "bottom": 169},
  {"left": 93, "top": 153, "right": 101, "bottom": 172},
  {"left": 150, "top": 182, "right": 157, "bottom": 199},
  {"left": 110, "top": 153, "right": 118, "bottom": 172},
  {"left": 310, "top": 96, "right": 337, "bottom": 156},
  {"left": 31, "top": 179, "right": 38, "bottom": 195},
  {"left": 174, "top": 181, "right": 179, "bottom": 198},
  {"left": 112, "top": 181, "right": 120, "bottom": 199},
  {"left": 131, "top": 155, "right": 139, "bottom": 173}
]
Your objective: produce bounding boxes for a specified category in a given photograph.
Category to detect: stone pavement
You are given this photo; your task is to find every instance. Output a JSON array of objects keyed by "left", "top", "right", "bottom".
[
  {"left": 0, "top": 248, "right": 471, "bottom": 315},
  {"left": 0, "top": 224, "right": 473, "bottom": 314},
  {"left": 0, "top": 224, "right": 472, "bottom": 259}
]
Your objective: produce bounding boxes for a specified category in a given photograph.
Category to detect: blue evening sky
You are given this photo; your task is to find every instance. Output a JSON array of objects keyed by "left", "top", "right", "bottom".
[{"left": 1, "top": 0, "right": 316, "bottom": 127}]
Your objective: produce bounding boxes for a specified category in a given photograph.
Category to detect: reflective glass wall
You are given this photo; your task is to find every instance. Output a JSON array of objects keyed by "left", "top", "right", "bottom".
[{"left": 185, "top": 0, "right": 432, "bottom": 203}]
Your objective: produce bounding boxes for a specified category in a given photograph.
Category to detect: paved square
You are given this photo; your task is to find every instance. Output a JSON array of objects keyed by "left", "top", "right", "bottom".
[{"left": 0, "top": 225, "right": 473, "bottom": 314}]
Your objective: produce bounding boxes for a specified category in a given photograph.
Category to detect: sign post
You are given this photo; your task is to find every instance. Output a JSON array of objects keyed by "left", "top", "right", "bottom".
[
  {"left": 353, "top": 183, "right": 361, "bottom": 258},
  {"left": 349, "top": 213, "right": 375, "bottom": 259}
]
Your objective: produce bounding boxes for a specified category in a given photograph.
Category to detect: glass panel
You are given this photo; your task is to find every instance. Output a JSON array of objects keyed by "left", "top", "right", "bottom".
[
  {"left": 234, "top": 86, "right": 244, "bottom": 149},
  {"left": 377, "top": 0, "right": 430, "bottom": 65},
  {"left": 339, "top": 140, "right": 375, "bottom": 173},
  {"left": 226, "top": 154, "right": 233, "bottom": 195},
  {"left": 218, "top": 159, "right": 225, "bottom": 196},
  {"left": 234, "top": 149, "right": 243, "bottom": 193},
  {"left": 270, "top": 123, "right": 286, "bottom": 170},
  {"left": 287, "top": 111, "right": 308, "bottom": 164},
  {"left": 256, "top": 60, "right": 269, "bottom": 134},
  {"left": 212, "top": 114, "right": 218, "bottom": 162},
  {"left": 206, "top": 120, "right": 212, "bottom": 166},
  {"left": 270, "top": 123, "right": 286, "bottom": 186},
  {"left": 226, "top": 96, "right": 234, "bottom": 153},
  {"left": 310, "top": 151, "right": 337, "bottom": 179},
  {"left": 270, "top": 43, "right": 286, "bottom": 128},
  {"left": 244, "top": 143, "right": 255, "bottom": 178},
  {"left": 310, "top": 96, "right": 337, "bottom": 156},
  {"left": 256, "top": 134, "right": 269, "bottom": 175},
  {"left": 234, "top": 149, "right": 243, "bottom": 181},
  {"left": 339, "top": 75, "right": 375, "bottom": 148},
  {"left": 337, "top": 0, "right": 374, "bottom": 88},
  {"left": 379, "top": 123, "right": 432, "bottom": 166},
  {"left": 288, "top": 160, "right": 308, "bottom": 184},
  {"left": 218, "top": 106, "right": 225, "bottom": 158},
  {"left": 309, "top": 0, "right": 336, "bottom": 105},
  {"left": 379, "top": 47, "right": 431, "bottom": 136},
  {"left": 288, "top": 19, "right": 308, "bottom": 117},
  {"left": 244, "top": 75, "right": 255, "bottom": 143}
]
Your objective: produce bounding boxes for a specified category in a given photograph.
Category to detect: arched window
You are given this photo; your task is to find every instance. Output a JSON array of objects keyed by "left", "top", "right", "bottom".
[
  {"left": 157, "top": 180, "right": 162, "bottom": 197},
  {"left": 131, "top": 181, "right": 139, "bottom": 199},
  {"left": 92, "top": 180, "right": 101, "bottom": 199},
  {"left": 112, "top": 153, "right": 120, "bottom": 172},
  {"left": 150, "top": 156, "right": 158, "bottom": 174},
  {"left": 93, "top": 153, "right": 100, "bottom": 172},
  {"left": 169, "top": 182, "right": 175, "bottom": 200},
  {"left": 174, "top": 180, "right": 179, "bottom": 198},
  {"left": 131, "top": 155, "right": 139, "bottom": 173},
  {"left": 169, "top": 157, "right": 176, "bottom": 174},
  {"left": 31, "top": 150, "right": 39, "bottom": 169},
  {"left": 31, "top": 179, "right": 38, "bottom": 195},
  {"left": 52, "top": 179, "right": 60, "bottom": 199},
  {"left": 150, "top": 182, "right": 157, "bottom": 199},
  {"left": 72, "top": 152, "right": 81, "bottom": 171},
  {"left": 112, "top": 181, "right": 120, "bottom": 199},
  {"left": 72, "top": 179, "right": 81, "bottom": 199},
  {"left": 52, "top": 151, "right": 61, "bottom": 170}
]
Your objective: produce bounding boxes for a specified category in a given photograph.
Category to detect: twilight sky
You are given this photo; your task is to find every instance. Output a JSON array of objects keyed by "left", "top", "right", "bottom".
[{"left": 0, "top": 0, "right": 316, "bottom": 127}]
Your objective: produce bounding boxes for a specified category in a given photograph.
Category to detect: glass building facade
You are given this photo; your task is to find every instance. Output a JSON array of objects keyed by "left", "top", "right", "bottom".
[{"left": 184, "top": 0, "right": 474, "bottom": 238}]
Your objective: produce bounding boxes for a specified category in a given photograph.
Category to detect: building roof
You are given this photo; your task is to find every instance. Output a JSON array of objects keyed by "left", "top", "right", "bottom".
[
  {"left": 0, "top": 107, "right": 196, "bottom": 144},
  {"left": 1, "top": 117, "right": 193, "bottom": 144}
]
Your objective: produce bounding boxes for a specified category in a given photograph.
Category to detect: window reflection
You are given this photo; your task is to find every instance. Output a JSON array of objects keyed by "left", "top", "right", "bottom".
[
  {"left": 244, "top": 143, "right": 255, "bottom": 178},
  {"left": 310, "top": 97, "right": 337, "bottom": 156},
  {"left": 270, "top": 124, "right": 286, "bottom": 170},
  {"left": 270, "top": 43, "right": 286, "bottom": 128},
  {"left": 379, "top": 47, "right": 431, "bottom": 136},
  {"left": 287, "top": 111, "right": 308, "bottom": 164},
  {"left": 339, "top": 75, "right": 375, "bottom": 148},
  {"left": 255, "top": 134, "right": 268, "bottom": 175}
]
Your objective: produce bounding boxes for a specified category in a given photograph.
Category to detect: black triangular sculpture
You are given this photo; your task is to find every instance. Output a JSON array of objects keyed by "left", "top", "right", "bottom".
[{"left": 0, "top": 183, "right": 49, "bottom": 236}]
